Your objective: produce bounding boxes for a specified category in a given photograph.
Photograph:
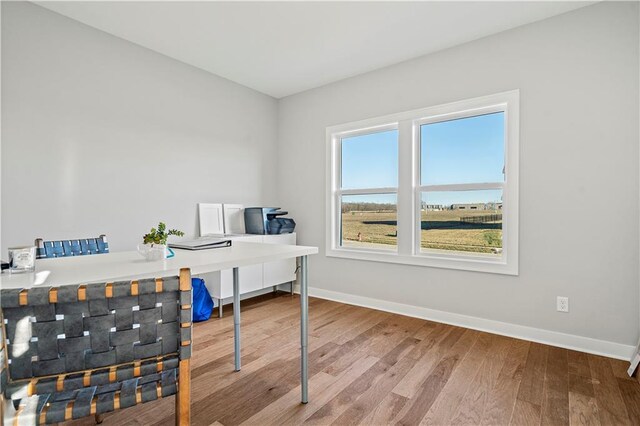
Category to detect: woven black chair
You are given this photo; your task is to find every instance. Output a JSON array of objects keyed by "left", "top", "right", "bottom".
[
  {"left": 35, "top": 235, "right": 110, "bottom": 259},
  {"left": 0, "top": 268, "right": 192, "bottom": 425}
]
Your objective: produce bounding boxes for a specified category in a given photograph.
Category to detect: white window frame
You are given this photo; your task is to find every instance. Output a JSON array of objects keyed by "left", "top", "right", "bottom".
[
  {"left": 326, "top": 90, "right": 519, "bottom": 275},
  {"left": 332, "top": 123, "right": 399, "bottom": 252}
]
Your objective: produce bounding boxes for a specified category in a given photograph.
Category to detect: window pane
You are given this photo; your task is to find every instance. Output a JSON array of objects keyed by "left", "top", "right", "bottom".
[
  {"left": 341, "top": 194, "right": 397, "bottom": 250},
  {"left": 341, "top": 130, "right": 398, "bottom": 189},
  {"left": 421, "top": 112, "right": 504, "bottom": 185},
  {"left": 420, "top": 190, "right": 502, "bottom": 256}
]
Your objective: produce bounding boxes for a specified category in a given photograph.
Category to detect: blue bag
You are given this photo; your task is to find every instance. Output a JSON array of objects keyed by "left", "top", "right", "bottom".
[{"left": 191, "top": 277, "right": 214, "bottom": 322}]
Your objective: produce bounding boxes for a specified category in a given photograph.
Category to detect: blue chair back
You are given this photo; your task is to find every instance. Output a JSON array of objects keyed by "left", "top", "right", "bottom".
[
  {"left": 0, "top": 269, "right": 193, "bottom": 424},
  {"left": 35, "top": 235, "right": 109, "bottom": 259}
]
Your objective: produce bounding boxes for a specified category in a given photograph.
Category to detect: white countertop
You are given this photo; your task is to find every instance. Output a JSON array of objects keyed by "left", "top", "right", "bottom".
[{"left": 0, "top": 241, "right": 318, "bottom": 290}]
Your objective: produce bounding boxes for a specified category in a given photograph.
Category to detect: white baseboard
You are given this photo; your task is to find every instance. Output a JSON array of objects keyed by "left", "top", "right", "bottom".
[{"left": 294, "top": 285, "right": 635, "bottom": 361}]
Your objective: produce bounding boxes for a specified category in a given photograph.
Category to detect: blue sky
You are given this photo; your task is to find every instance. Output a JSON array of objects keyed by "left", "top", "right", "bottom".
[
  {"left": 421, "top": 112, "right": 504, "bottom": 185},
  {"left": 341, "top": 129, "right": 398, "bottom": 189},
  {"left": 341, "top": 112, "right": 504, "bottom": 205}
]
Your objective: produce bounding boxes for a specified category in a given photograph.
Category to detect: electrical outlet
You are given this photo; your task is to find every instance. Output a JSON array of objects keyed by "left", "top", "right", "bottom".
[{"left": 557, "top": 296, "right": 569, "bottom": 313}]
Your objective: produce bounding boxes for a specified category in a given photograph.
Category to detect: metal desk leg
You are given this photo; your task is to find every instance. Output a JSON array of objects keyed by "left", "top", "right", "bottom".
[
  {"left": 233, "top": 267, "right": 241, "bottom": 371},
  {"left": 300, "top": 255, "right": 309, "bottom": 403},
  {"left": 218, "top": 298, "right": 223, "bottom": 318}
]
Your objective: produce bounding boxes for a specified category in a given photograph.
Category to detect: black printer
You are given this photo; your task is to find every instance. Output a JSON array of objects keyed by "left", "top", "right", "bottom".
[{"left": 244, "top": 207, "right": 296, "bottom": 235}]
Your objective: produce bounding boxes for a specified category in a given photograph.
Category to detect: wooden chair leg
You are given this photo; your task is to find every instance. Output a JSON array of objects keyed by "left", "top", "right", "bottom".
[
  {"left": 95, "top": 413, "right": 104, "bottom": 424},
  {"left": 176, "top": 359, "right": 191, "bottom": 426}
]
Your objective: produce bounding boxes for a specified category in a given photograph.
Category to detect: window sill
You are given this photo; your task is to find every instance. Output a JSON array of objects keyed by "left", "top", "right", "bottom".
[{"left": 326, "top": 247, "right": 518, "bottom": 275}]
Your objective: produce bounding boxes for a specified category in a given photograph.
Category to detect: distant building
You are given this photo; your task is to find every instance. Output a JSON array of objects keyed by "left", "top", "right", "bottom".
[
  {"left": 423, "top": 204, "right": 444, "bottom": 211},
  {"left": 451, "top": 203, "right": 486, "bottom": 210},
  {"left": 450, "top": 203, "right": 502, "bottom": 211}
]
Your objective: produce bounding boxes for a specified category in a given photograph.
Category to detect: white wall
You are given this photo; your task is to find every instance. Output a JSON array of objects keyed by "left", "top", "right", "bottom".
[
  {"left": 2, "top": 1, "right": 639, "bottom": 358},
  {"left": 278, "top": 2, "right": 640, "bottom": 352},
  {"left": 1, "top": 2, "right": 278, "bottom": 253}
]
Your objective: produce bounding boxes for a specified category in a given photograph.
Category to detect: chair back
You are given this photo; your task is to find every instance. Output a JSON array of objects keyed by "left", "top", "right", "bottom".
[
  {"left": 35, "top": 235, "right": 109, "bottom": 259},
  {"left": 0, "top": 269, "right": 192, "bottom": 424}
]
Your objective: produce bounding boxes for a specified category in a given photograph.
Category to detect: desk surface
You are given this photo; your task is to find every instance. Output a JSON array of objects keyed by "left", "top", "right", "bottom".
[{"left": 0, "top": 241, "right": 317, "bottom": 290}]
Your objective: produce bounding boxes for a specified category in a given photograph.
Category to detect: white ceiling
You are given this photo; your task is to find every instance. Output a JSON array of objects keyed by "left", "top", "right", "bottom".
[{"left": 36, "top": 1, "right": 594, "bottom": 98}]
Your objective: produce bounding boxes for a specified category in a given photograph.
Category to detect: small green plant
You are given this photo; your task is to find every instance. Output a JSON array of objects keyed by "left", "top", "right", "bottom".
[{"left": 143, "top": 222, "right": 184, "bottom": 245}]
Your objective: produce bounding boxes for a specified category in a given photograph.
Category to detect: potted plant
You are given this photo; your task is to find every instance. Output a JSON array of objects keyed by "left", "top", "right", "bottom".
[{"left": 137, "top": 222, "right": 184, "bottom": 261}]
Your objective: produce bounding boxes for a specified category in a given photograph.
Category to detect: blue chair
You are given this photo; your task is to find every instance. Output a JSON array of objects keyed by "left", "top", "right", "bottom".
[
  {"left": 0, "top": 269, "right": 193, "bottom": 425},
  {"left": 35, "top": 235, "right": 109, "bottom": 259}
]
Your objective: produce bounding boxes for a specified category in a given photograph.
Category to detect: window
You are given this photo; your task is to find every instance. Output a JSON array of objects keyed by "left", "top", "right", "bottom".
[
  {"left": 339, "top": 128, "right": 398, "bottom": 251},
  {"left": 326, "top": 91, "right": 519, "bottom": 275},
  {"left": 418, "top": 112, "right": 505, "bottom": 257}
]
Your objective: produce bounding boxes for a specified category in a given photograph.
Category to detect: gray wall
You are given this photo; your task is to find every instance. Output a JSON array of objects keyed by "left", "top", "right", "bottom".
[
  {"left": 1, "top": 2, "right": 278, "bottom": 253},
  {"left": 277, "top": 2, "right": 640, "bottom": 346}
]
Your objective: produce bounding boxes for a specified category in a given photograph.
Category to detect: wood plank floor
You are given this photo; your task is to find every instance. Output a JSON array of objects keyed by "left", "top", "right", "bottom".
[{"left": 65, "top": 293, "right": 640, "bottom": 426}]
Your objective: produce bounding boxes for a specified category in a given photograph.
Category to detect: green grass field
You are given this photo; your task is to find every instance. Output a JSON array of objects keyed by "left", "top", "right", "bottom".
[{"left": 341, "top": 209, "right": 502, "bottom": 254}]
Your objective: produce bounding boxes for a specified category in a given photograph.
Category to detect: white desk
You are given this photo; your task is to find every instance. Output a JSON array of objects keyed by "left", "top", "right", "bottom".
[{"left": 0, "top": 241, "right": 318, "bottom": 403}]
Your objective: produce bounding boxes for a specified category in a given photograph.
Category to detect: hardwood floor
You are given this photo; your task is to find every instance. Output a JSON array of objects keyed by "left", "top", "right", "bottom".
[{"left": 65, "top": 293, "right": 640, "bottom": 426}]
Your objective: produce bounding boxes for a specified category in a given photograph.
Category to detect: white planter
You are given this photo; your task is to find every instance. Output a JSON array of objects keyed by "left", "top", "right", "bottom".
[{"left": 137, "top": 243, "right": 169, "bottom": 261}]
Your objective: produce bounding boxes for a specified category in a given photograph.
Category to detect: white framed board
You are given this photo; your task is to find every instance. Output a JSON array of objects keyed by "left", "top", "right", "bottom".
[
  {"left": 198, "top": 203, "right": 225, "bottom": 236},
  {"left": 223, "top": 204, "right": 245, "bottom": 234}
]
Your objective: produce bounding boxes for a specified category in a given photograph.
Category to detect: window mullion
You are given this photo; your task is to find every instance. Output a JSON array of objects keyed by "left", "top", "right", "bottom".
[
  {"left": 397, "top": 120, "right": 414, "bottom": 256},
  {"left": 420, "top": 182, "right": 505, "bottom": 192},
  {"left": 339, "top": 187, "right": 397, "bottom": 196},
  {"left": 331, "top": 135, "right": 341, "bottom": 249}
]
